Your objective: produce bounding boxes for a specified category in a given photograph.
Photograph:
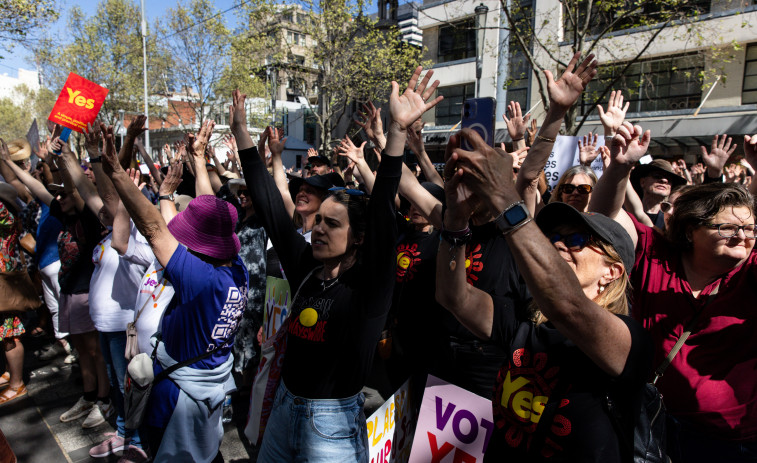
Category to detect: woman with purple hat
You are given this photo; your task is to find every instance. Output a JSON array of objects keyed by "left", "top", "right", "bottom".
[
  {"left": 99, "top": 124, "right": 248, "bottom": 462},
  {"left": 436, "top": 127, "right": 653, "bottom": 462},
  {"left": 231, "top": 66, "right": 442, "bottom": 462}
]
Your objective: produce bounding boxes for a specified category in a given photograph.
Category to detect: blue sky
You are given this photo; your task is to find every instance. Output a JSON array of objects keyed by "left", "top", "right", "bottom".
[
  {"left": 1, "top": 0, "right": 382, "bottom": 79},
  {"left": 1, "top": 0, "right": 243, "bottom": 76}
]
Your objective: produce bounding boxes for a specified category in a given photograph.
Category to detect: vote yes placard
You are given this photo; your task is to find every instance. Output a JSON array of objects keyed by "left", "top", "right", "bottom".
[{"left": 48, "top": 73, "right": 109, "bottom": 133}]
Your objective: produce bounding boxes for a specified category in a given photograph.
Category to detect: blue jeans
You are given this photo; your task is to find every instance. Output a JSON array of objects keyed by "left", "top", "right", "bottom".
[
  {"left": 257, "top": 381, "right": 368, "bottom": 463},
  {"left": 99, "top": 331, "right": 142, "bottom": 449}
]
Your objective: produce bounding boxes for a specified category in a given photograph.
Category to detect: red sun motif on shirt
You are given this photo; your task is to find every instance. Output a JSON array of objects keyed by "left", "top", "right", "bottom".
[
  {"left": 396, "top": 243, "right": 422, "bottom": 282},
  {"left": 465, "top": 243, "right": 484, "bottom": 284}
]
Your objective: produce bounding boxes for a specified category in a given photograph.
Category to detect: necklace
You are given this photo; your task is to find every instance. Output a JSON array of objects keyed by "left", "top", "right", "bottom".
[{"left": 321, "top": 275, "right": 340, "bottom": 292}]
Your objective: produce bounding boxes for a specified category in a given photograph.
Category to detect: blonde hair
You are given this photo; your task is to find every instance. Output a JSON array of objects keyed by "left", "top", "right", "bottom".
[
  {"left": 549, "top": 165, "right": 598, "bottom": 204},
  {"left": 531, "top": 238, "right": 630, "bottom": 325}
]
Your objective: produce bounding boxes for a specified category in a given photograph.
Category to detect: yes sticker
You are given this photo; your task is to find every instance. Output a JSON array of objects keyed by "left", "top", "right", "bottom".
[{"left": 49, "top": 73, "right": 109, "bottom": 133}]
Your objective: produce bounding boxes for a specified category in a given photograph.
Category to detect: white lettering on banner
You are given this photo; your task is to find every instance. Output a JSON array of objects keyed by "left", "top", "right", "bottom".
[
  {"left": 210, "top": 286, "right": 247, "bottom": 342},
  {"left": 543, "top": 135, "right": 605, "bottom": 192}
]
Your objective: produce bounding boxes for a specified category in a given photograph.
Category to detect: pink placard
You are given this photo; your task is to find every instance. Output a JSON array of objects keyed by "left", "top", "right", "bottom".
[{"left": 408, "top": 375, "right": 494, "bottom": 463}]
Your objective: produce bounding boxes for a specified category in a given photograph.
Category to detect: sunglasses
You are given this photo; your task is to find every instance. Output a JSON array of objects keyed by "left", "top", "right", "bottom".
[
  {"left": 329, "top": 186, "right": 365, "bottom": 196},
  {"left": 237, "top": 189, "right": 249, "bottom": 196},
  {"left": 560, "top": 184, "right": 593, "bottom": 195},
  {"left": 660, "top": 201, "right": 673, "bottom": 213},
  {"left": 548, "top": 232, "right": 594, "bottom": 250}
]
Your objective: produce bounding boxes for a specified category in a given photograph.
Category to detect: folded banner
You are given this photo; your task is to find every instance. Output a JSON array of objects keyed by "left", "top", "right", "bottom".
[
  {"left": 408, "top": 375, "right": 494, "bottom": 463},
  {"left": 48, "top": 73, "right": 109, "bottom": 133}
]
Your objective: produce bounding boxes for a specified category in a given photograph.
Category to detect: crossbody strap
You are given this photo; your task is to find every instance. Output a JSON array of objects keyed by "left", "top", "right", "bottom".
[
  {"left": 152, "top": 337, "right": 228, "bottom": 385},
  {"left": 653, "top": 283, "right": 720, "bottom": 384},
  {"left": 133, "top": 278, "right": 166, "bottom": 325}
]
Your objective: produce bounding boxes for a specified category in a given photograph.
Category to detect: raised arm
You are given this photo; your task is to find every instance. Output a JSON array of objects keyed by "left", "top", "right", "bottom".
[
  {"left": 158, "top": 161, "right": 183, "bottom": 224},
  {"left": 386, "top": 67, "right": 442, "bottom": 158},
  {"left": 134, "top": 136, "right": 163, "bottom": 186},
  {"left": 745, "top": 135, "right": 757, "bottom": 196},
  {"left": 336, "top": 135, "right": 375, "bottom": 193},
  {"left": 58, "top": 141, "right": 103, "bottom": 218},
  {"left": 187, "top": 120, "right": 215, "bottom": 196},
  {"left": 84, "top": 122, "right": 120, "bottom": 220},
  {"left": 355, "top": 101, "right": 387, "bottom": 152},
  {"left": 49, "top": 137, "right": 86, "bottom": 213},
  {"left": 701, "top": 134, "right": 736, "bottom": 181},
  {"left": 406, "top": 125, "right": 443, "bottom": 187},
  {"left": 266, "top": 127, "right": 296, "bottom": 218},
  {"left": 100, "top": 127, "right": 177, "bottom": 267},
  {"left": 515, "top": 53, "right": 598, "bottom": 196},
  {"left": 597, "top": 90, "right": 629, "bottom": 138},
  {"left": 0, "top": 140, "right": 36, "bottom": 204},
  {"left": 446, "top": 128, "right": 633, "bottom": 376}
]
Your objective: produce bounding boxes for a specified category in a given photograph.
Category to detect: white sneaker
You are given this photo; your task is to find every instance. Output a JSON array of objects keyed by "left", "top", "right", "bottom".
[
  {"left": 82, "top": 400, "right": 115, "bottom": 428},
  {"left": 60, "top": 396, "right": 95, "bottom": 422}
]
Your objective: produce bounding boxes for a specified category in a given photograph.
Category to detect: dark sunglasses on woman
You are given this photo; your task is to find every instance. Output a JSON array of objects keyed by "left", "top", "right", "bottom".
[{"left": 560, "top": 184, "right": 593, "bottom": 195}]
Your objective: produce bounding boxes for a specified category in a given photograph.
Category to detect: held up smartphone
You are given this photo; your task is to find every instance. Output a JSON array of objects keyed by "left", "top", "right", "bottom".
[{"left": 461, "top": 97, "right": 496, "bottom": 150}]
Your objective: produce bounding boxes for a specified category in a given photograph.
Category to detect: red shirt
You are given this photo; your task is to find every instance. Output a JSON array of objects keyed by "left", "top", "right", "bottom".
[{"left": 631, "top": 214, "right": 757, "bottom": 441}]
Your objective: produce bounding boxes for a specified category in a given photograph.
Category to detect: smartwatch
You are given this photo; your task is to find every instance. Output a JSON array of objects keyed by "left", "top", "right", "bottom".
[{"left": 494, "top": 200, "right": 532, "bottom": 235}]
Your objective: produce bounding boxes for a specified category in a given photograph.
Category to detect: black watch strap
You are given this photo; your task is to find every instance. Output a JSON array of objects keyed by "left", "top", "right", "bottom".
[{"left": 159, "top": 194, "right": 174, "bottom": 201}]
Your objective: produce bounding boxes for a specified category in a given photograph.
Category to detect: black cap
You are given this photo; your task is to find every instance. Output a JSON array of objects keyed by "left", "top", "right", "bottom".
[
  {"left": 535, "top": 202, "right": 635, "bottom": 273},
  {"left": 305, "top": 154, "right": 331, "bottom": 167},
  {"left": 288, "top": 172, "right": 345, "bottom": 199}
]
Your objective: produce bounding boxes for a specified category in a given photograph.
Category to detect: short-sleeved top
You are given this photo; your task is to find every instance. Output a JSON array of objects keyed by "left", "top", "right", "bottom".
[
  {"left": 486, "top": 302, "right": 653, "bottom": 462},
  {"left": 630, "top": 213, "right": 757, "bottom": 441},
  {"left": 36, "top": 203, "right": 62, "bottom": 269},
  {"left": 0, "top": 203, "right": 22, "bottom": 272},
  {"left": 49, "top": 200, "right": 104, "bottom": 294},
  {"left": 89, "top": 223, "right": 150, "bottom": 333},
  {"left": 147, "top": 245, "right": 249, "bottom": 428}
]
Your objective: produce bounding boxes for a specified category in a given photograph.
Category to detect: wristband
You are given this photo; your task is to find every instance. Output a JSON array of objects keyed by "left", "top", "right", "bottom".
[
  {"left": 536, "top": 135, "right": 556, "bottom": 143},
  {"left": 511, "top": 137, "right": 524, "bottom": 142},
  {"left": 440, "top": 226, "right": 472, "bottom": 247},
  {"left": 159, "top": 194, "right": 175, "bottom": 201},
  {"left": 89, "top": 157, "right": 102, "bottom": 163}
]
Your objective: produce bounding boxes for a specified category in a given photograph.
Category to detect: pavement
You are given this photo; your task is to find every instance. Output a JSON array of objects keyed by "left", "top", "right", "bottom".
[{"left": 0, "top": 336, "right": 259, "bottom": 462}]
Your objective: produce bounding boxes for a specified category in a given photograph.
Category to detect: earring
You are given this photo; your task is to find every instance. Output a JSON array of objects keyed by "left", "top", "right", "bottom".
[{"left": 599, "top": 285, "right": 606, "bottom": 293}]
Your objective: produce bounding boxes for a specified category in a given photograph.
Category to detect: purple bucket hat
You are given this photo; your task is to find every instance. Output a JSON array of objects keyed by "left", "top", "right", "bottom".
[{"left": 167, "top": 195, "right": 240, "bottom": 260}]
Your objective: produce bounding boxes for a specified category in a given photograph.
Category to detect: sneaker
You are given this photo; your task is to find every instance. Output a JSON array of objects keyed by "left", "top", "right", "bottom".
[
  {"left": 60, "top": 396, "right": 95, "bottom": 422},
  {"left": 37, "top": 342, "right": 65, "bottom": 361},
  {"left": 90, "top": 432, "right": 127, "bottom": 458},
  {"left": 82, "top": 400, "right": 115, "bottom": 428},
  {"left": 118, "top": 445, "right": 150, "bottom": 463}
]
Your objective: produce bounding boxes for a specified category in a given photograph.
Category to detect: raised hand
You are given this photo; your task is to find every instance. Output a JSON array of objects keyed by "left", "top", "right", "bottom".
[
  {"left": 701, "top": 134, "right": 736, "bottom": 176},
  {"left": 127, "top": 115, "right": 148, "bottom": 140},
  {"left": 596, "top": 90, "right": 629, "bottom": 136},
  {"left": 230, "top": 90, "right": 247, "bottom": 129},
  {"left": 336, "top": 136, "right": 366, "bottom": 164},
  {"left": 189, "top": 120, "right": 215, "bottom": 159},
  {"left": 578, "top": 132, "right": 599, "bottom": 166},
  {"left": 598, "top": 145, "right": 611, "bottom": 170},
  {"left": 355, "top": 102, "right": 384, "bottom": 143},
  {"left": 406, "top": 124, "right": 426, "bottom": 156},
  {"left": 267, "top": 126, "right": 286, "bottom": 158},
  {"left": 744, "top": 134, "right": 757, "bottom": 172},
  {"left": 609, "top": 121, "right": 651, "bottom": 166},
  {"left": 389, "top": 66, "right": 443, "bottom": 130},
  {"left": 0, "top": 139, "right": 10, "bottom": 162},
  {"left": 126, "top": 168, "right": 146, "bottom": 190},
  {"left": 307, "top": 147, "right": 318, "bottom": 158},
  {"left": 84, "top": 121, "right": 102, "bottom": 154},
  {"left": 526, "top": 119, "right": 538, "bottom": 146},
  {"left": 544, "top": 53, "right": 598, "bottom": 110},
  {"left": 503, "top": 101, "right": 530, "bottom": 141},
  {"left": 500, "top": 143, "right": 529, "bottom": 170},
  {"left": 37, "top": 137, "right": 50, "bottom": 161},
  {"left": 101, "top": 128, "right": 123, "bottom": 176},
  {"left": 159, "top": 161, "right": 183, "bottom": 196}
]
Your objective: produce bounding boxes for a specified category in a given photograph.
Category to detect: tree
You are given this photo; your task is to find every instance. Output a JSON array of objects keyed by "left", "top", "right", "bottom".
[
  {"left": 35, "top": 0, "right": 172, "bottom": 126},
  {"left": 501, "top": 0, "right": 741, "bottom": 134},
  {"left": 0, "top": 0, "right": 58, "bottom": 56},
  {"left": 233, "top": 0, "right": 426, "bottom": 153},
  {"left": 160, "top": 0, "right": 234, "bottom": 128},
  {"left": 0, "top": 84, "right": 55, "bottom": 139}
]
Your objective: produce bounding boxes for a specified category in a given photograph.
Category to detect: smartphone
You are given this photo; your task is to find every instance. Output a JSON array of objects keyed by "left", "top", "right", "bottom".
[
  {"left": 296, "top": 154, "right": 302, "bottom": 169},
  {"left": 461, "top": 97, "right": 496, "bottom": 150}
]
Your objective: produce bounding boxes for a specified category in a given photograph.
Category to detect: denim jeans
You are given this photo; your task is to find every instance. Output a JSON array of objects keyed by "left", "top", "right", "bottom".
[
  {"left": 99, "top": 331, "right": 142, "bottom": 449},
  {"left": 257, "top": 381, "right": 369, "bottom": 463}
]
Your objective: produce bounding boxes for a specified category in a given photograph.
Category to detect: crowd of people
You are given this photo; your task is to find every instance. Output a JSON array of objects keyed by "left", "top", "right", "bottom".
[{"left": 0, "top": 53, "right": 755, "bottom": 463}]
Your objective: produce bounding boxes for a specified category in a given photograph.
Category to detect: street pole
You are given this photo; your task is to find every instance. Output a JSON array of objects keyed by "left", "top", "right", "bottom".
[
  {"left": 475, "top": 3, "right": 489, "bottom": 98},
  {"left": 140, "top": 0, "right": 150, "bottom": 158}
]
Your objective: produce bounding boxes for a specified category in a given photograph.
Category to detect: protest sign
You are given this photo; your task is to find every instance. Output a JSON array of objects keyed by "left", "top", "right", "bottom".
[
  {"left": 367, "top": 378, "right": 418, "bottom": 463},
  {"left": 543, "top": 135, "right": 606, "bottom": 192},
  {"left": 408, "top": 375, "right": 494, "bottom": 463},
  {"left": 263, "top": 276, "right": 291, "bottom": 342},
  {"left": 48, "top": 73, "right": 109, "bottom": 133}
]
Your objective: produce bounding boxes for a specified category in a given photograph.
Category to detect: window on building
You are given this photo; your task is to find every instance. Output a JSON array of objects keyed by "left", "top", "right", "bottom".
[
  {"left": 435, "top": 83, "right": 475, "bottom": 125},
  {"left": 438, "top": 19, "right": 476, "bottom": 63},
  {"left": 581, "top": 53, "right": 703, "bottom": 114},
  {"left": 283, "top": 11, "right": 294, "bottom": 22},
  {"left": 743, "top": 44, "right": 757, "bottom": 104},
  {"left": 506, "top": 0, "right": 533, "bottom": 109}
]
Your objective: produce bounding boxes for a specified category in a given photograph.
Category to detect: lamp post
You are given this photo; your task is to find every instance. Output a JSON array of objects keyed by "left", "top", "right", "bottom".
[
  {"left": 474, "top": 3, "right": 489, "bottom": 98},
  {"left": 140, "top": 0, "right": 150, "bottom": 154},
  {"left": 118, "top": 109, "right": 125, "bottom": 147}
]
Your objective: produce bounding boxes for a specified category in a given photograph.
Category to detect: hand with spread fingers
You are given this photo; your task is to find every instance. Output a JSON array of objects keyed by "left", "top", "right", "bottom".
[
  {"left": 267, "top": 126, "right": 287, "bottom": 159},
  {"left": 389, "top": 66, "right": 443, "bottom": 132},
  {"left": 159, "top": 161, "right": 183, "bottom": 197},
  {"left": 597, "top": 90, "right": 629, "bottom": 137},
  {"left": 503, "top": 101, "right": 530, "bottom": 142},
  {"left": 188, "top": 120, "right": 215, "bottom": 160},
  {"left": 609, "top": 122, "right": 652, "bottom": 167},
  {"left": 84, "top": 121, "right": 102, "bottom": 156},
  {"left": 355, "top": 101, "right": 386, "bottom": 149},
  {"left": 701, "top": 134, "right": 736, "bottom": 178},
  {"left": 101, "top": 127, "right": 124, "bottom": 177},
  {"left": 578, "top": 132, "right": 600, "bottom": 166},
  {"left": 545, "top": 53, "right": 598, "bottom": 110},
  {"left": 337, "top": 136, "right": 366, "bottom": 164}
]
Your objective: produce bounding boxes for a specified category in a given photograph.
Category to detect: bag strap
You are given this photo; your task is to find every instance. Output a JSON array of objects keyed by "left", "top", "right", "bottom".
[
  {"left": 151, "top": 334, "right": 228, "bottom": 385},
  {"left": 132, "top": 278, "right": 166, "bottom": 325},
  {"left": 653, "top": 283, "right": 720, "bottom": 384}
]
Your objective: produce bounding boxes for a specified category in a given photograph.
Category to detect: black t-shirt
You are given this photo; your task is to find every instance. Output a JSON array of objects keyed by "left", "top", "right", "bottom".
[
  {"left": 240, "top": 148, "right": 401, "bottom": 399},
  {"left": 486, "top": 305, "right": 653, "bottom": 463},
  {"left": 49, "top": 199, "right": 105, "bottom": 295},
  {"left": 440, "top": 221, "right": 532, "bottom": 397}
]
